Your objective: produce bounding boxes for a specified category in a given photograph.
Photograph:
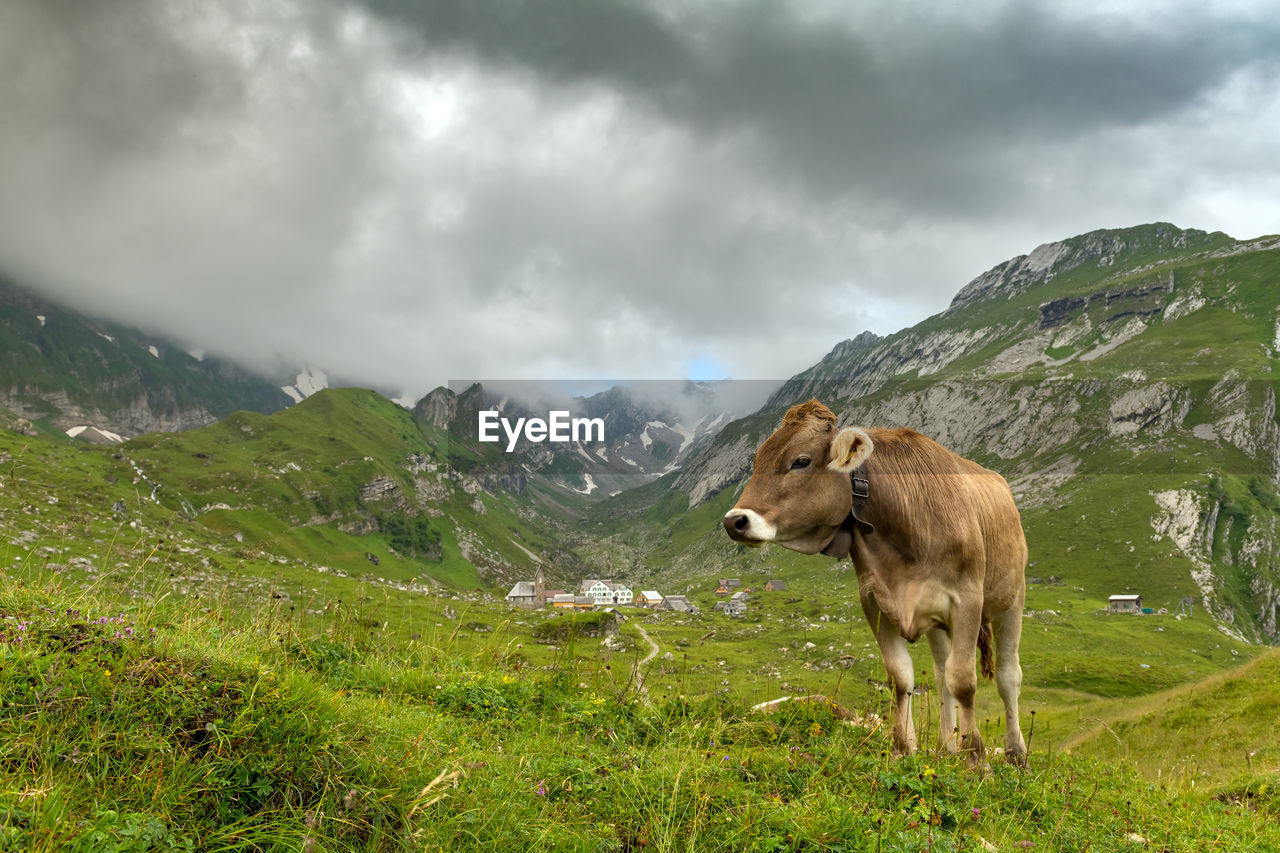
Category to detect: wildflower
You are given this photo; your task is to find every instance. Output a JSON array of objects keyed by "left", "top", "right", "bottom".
[
  {"left": 534, "top": 779, "right": 547, "bottom": 796},
  {"left": 972, "top": 807, "right": 981, "bottom": 819},
  {"left": 922, "top": 766, "right": 937, "bottom": 779}
]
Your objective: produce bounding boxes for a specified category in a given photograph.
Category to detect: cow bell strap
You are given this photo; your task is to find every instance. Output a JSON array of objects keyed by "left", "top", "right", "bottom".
[
  {"left": 821, "top": 462, "right": 874, "bottom": 559},
  {"left": 848, "top": 463, "right": 874, "bottom": 535}
]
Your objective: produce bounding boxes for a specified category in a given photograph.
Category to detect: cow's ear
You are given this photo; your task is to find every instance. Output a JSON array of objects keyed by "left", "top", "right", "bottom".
[{"left": 827, "top": 427, "right": 873, "bottom": 473}]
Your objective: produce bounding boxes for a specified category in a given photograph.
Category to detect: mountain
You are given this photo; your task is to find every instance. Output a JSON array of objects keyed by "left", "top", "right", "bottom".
[
  {"left": 0, "top": 275, "right": 292, "bottom": 440},
  {"left": 596, "top": 223, "right": 1280, "bottom": 645},
  {"left": 413, "top": 380, "right": 768, "bottom": 502}
]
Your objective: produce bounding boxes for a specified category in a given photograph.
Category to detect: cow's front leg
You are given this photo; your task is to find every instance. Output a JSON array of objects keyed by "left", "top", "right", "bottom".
[
  {"left": 927, "top": 626, "right": 958, "bottom": 753},
  {"left": 864, "top": 599, "right": 917, "bottom": 755},
  {"left": 947, "top": 608, "right": 986, "bottom": 770},
  {"left": 993, "top": 605, "right": 1027, "bottom": 767}
]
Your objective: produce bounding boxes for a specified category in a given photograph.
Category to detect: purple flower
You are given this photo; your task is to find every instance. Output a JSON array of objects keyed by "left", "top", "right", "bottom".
[
  {"left": 972, "top": 807, "right": 980, "bottom": 819},
  {"left": 534, "top": 779, "right": 547, "bottom": 796}
]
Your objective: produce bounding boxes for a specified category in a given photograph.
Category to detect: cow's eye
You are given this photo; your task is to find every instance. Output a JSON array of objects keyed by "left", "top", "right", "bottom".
[{"left": 790, "top": 456, "right": 811, "bottom": 470}]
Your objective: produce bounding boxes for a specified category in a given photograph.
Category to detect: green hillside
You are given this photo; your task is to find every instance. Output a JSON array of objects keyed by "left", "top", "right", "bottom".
[
  {"left": 1056, "top": 649, "right": 1280, "bottom": 790},
  {"left": 0, "top": 387, "right": 599, "bottom": 601}
]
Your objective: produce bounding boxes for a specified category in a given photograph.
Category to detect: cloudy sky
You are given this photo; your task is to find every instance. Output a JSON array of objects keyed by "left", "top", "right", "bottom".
[{"left": 3, "top": 0, "right": 1279, "bottom": 400}]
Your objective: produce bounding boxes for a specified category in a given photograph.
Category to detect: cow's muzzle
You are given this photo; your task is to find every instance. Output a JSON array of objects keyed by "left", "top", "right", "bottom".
[{"left": 722, "top": 508, "right": 775, "bottom": 545}]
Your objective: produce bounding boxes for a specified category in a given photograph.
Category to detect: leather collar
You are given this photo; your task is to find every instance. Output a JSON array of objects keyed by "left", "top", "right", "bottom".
[{"left": 820, "top": 463, "right": 874, "bottom": 559}]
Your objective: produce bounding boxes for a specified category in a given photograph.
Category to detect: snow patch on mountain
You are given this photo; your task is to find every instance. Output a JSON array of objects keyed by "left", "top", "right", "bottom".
[
  {"left": 281, "top": 368, "right": 329, "bottom": 404},
  {"left": 65, "top": 425, "right": 124, "bottom": 443},
  {"left": 573, "top": 473, "right": 598, "bottom": 495},
  {"left": 669, "top": 421, "right": 697, "bottom": 454},
  {"left": 147, "top": 345, "right": 160, "bottom": 358},
  {"left": 641, "top": 421, "right": 666, "bottom": 450}
]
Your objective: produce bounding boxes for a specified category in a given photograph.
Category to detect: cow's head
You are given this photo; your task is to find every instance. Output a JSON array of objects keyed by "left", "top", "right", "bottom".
[{"left": 722, "top": 399, "right": 872, "bottom": 555}]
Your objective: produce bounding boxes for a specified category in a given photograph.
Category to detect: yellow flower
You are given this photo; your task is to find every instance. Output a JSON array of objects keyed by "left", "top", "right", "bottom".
[{"left": 922, "top": 766, "right": 937, "bottom": 779}]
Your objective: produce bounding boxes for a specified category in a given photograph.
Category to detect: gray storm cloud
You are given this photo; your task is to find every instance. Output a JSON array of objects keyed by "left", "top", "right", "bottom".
[{"left": 1, "top": 0, "right": 1278, "bottom": 401}]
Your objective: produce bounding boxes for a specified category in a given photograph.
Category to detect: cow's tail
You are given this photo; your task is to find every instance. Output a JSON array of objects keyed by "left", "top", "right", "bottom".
[{"left": 977, "top": 620, "right": 995, "bottom": 681}]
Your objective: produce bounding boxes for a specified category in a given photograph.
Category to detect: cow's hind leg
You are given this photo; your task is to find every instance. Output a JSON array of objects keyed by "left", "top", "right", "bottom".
[
  {"left": 926, "top": 626, "right": 958, "bottom": 753},
  {"left": 993, "top": 604, "right": 1027, "bottom": 767},
  {"left": 864, "top": 598, "right": 917, "bottom": 756}
]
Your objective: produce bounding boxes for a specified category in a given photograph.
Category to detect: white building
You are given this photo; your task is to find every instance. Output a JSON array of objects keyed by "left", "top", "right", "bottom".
[
  {"left": 1108, "top": 594, "right": 1142, "bottom": 613},
  {"left": 580, "top": 579, "right": 633, "bottom": 606}
]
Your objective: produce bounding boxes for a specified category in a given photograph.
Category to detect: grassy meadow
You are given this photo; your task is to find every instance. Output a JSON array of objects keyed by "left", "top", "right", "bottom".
[{"left": 2, "top": 572, "right": 1278, "bottom": 852}]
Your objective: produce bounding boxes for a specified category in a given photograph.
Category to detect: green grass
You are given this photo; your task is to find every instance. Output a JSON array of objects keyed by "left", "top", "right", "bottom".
[
  {"left": 1057, "top": 649, "right": 1280, "bottom": 790},
  {"left": 1, "top": 579, "right": 1276, "bottom": 852}
]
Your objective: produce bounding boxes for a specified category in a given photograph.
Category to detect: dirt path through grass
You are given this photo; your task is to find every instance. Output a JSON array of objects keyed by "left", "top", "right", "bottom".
[
  {"left": 634, "top": 623, "right": 660, "bottom": 667},
  {"left": 629, "top": 622, "right": 661, "bottom": 699}
]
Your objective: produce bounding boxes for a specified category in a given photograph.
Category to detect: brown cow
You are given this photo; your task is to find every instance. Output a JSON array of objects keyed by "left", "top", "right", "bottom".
[{"left": 722, "top": 399, "right": 1027, "bottom": 768}]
